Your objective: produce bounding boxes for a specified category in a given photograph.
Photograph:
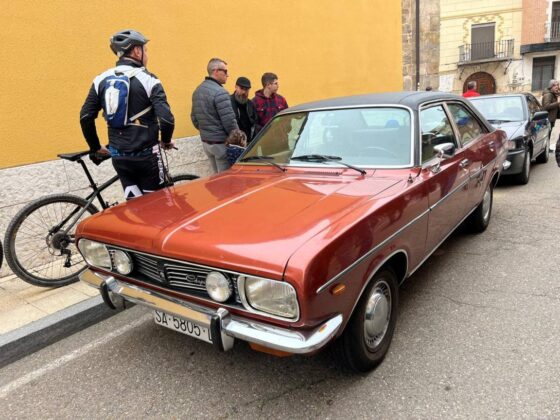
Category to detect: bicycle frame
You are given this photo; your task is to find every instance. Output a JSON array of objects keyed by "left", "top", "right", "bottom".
[{"left": 55, "top": 157, "right": 119, "bottom": 237}]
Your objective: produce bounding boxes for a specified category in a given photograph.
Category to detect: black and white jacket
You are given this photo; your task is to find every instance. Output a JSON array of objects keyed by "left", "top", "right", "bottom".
[{"left": 80, "top": 58, "right": 175, "bottom": 153}]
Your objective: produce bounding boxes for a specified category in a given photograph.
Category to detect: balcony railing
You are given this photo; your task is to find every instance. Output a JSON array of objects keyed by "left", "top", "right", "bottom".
[
  {"left": 458, "top": 39, "right": 514, "bottom": 64},
  {"left": 549, "top": 21, "right": 560, "bottom": 42}
]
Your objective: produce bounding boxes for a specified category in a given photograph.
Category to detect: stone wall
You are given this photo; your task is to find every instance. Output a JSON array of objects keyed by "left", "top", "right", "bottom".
[
  {"left": 402, "top": 0, "right": 441, "bottom": 90},
  {"left": 0, "top": 137, "right": 212, "bottom": 278}
]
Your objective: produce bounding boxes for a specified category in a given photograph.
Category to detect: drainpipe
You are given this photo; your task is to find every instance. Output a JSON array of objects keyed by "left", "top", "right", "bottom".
[{"left": 415, "top": 0, "right": 420, "bottom": 90}]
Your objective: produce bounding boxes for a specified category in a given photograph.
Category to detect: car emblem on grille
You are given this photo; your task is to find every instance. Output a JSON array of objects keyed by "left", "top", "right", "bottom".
[{"left": 185, "top": 274, "right": 197, "bottom": 283}]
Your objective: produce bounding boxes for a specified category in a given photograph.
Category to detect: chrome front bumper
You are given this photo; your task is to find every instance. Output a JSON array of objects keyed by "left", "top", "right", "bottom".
[{"left": 80, "top": 269, "right": 342, "bottom": 354}]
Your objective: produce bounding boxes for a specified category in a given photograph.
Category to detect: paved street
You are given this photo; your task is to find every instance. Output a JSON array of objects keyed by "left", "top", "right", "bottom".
[{"left": 1, "top": 156, "right": 559, "bottom": 419}]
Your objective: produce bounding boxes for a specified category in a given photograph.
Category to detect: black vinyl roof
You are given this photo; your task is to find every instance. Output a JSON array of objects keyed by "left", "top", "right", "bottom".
[{"left": 282, "top": 91, "right": 466, "bottom": 114}]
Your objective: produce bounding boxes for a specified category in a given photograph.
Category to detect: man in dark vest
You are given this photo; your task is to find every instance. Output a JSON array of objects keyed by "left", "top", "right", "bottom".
[{"left": 230, "top": 77, "right": 257, "bottom": 143}]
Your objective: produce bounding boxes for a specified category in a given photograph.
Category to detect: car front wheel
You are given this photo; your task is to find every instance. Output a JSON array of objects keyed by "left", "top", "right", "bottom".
[
  {"left": 333, "top": 268, "right": 398, "bottom": 372},
  {"left": 514, "top": 149, "right": 531, "bottom": 185}
]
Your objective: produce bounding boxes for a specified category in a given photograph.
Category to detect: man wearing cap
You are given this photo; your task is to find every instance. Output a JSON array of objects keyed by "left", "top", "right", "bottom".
[
  {"left": 230, "top": 77, "right": 257, "bottom": 142},
  {"left": 80, "top": 29, "right": 175, "bottom": 200},
  {"left": 191, "top": 58, "right": 239, "bottom": 173}
]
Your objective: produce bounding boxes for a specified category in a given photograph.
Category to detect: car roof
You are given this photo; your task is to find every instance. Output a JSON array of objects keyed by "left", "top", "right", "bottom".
[
  {"left": 282, "top": 91, "right": 467, "bottom": 113},
  {"left": 468, "top": 93, "right": 530, "bottom": 100}
]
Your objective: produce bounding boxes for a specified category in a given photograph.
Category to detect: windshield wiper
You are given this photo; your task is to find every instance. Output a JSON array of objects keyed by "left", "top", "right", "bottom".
[
  {"left": 291, "top": 154, "right": 366, "bottom": 175},
  {"left": 239, "top": 155, "right": 286, "bottom": 172}
]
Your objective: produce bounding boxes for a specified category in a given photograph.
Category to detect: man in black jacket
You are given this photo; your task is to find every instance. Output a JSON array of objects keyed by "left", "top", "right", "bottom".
[
  {"left": 230, "top": 77, "right": 257, "bottom": 143},
  {"left": 80, "top": 29, "right": 175, "bottom": 200}
]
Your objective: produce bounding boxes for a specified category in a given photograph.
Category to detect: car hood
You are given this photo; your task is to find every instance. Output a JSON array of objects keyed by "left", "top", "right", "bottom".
[
  {"left": 489, "top": 121, "right": 526, "bottom": 140},
  {"left": 77, "top": 171, "right": 401, "bottom": 277}
]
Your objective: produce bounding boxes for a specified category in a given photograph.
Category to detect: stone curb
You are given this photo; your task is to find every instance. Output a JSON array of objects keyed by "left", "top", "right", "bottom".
[{"left": 0, "top": 295, "right": 122, "bottom": 368}]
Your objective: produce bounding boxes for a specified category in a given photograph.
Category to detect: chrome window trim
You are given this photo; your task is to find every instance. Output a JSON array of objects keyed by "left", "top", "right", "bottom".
[
  {"left": 444, "top": 102, "right": 486, "bottom": 147},
  {"left": 249, "top": 104, "right": 416, "bottom": 169},
  {"left": 83, "top": 242, "right": 300, "bottom": 322},
  {"left": 418, "top": 102, "right": 461, "bottom": 165}
]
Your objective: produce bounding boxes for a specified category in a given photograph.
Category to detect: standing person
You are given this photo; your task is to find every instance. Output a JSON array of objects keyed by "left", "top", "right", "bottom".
[
  {"left": 230, "top": 77, "right": 257, "bottom": 142},
  {"left": 191, "top": 58, "right": 238, "bottom": 173},
  {"left": 80, "top": 29, "right": 175, "bottom": 200},
  {"left": 225, "top": 129, "right": 248, "bottom": 166},
  {"left": 252, "top": 72, "right": 289, "bottom": 133},
  {"left": 542, "top": 79, "right": 560, "bottom": 152},
  {"left": 462, "top": 81, "right": 481, "bottom": 98}
]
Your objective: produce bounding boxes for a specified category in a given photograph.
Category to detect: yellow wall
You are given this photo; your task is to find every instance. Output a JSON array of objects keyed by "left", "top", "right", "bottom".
[{"left": 0, "top": 0, "right": 402, "bottom": 169}]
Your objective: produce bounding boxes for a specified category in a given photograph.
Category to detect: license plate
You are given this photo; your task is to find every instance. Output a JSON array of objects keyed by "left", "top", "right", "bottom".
[{"left": 154, "top": 310, "right": 212, "bottom": 344}]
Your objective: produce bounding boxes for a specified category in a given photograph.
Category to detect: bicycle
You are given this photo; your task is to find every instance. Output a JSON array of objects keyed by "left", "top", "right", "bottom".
[{"left": 4, "top": 149, "right": 199, "bottom": 288}]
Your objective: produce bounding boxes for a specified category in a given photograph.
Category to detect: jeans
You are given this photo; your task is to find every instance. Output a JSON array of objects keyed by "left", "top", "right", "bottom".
[{"left": 202, "top": 142, "right": 231, "bottom": 173}]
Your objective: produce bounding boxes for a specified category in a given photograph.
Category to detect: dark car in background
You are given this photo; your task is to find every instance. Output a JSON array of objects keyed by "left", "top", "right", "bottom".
[{"left": 469, "top": 93, "right": 550, "bottom": 184}]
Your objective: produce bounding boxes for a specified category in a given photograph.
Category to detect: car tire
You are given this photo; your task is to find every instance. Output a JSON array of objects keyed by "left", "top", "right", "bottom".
[
  {"left": 333, "top": 268, "right": 398, "bottom": 372},
  {"left": 514, "top": 149, "right": 530, "bottom": 185},
  {"left": 535, "top": 136, "right": 550, "bottom": 164},
  {"left": 467, "top": 182, "right": 493, "bottom": 233}
]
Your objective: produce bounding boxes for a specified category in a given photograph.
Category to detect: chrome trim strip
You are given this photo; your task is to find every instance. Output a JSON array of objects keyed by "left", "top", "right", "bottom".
[
  {"left": 316, "top": 209, "right": 429, "bottom": 294},
  {"left": 316, "top": 156, "right": 500, "bottom": 294},
  {"left": 80, "top": 270, "right": 342, "bottom": 354},
  {"left": 408, "top": 201, "right": 479, "bottom": 276}
]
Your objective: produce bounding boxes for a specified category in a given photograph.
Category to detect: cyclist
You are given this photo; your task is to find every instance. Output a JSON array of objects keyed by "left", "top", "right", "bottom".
[{"left": 80, "top": 29, "right": 175, "bottom": 199}]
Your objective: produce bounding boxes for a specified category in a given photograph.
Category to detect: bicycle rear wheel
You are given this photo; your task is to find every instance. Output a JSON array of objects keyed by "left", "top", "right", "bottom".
[
  {"left": 4, "top": 194, "right": 99, "bottom": 287},
  {"left": 169, "top": 173, "right": 199, "bottom": 186}
]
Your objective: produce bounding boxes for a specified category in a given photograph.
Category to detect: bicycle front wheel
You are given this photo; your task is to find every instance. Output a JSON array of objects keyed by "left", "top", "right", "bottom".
[{"left": 4, "top": 194, "right": 99, "bottom": 287}]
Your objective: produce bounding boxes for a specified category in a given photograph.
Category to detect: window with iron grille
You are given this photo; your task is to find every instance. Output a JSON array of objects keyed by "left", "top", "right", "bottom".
[{"left": 532, "top": 56, "right": 556, "bottom": 91}]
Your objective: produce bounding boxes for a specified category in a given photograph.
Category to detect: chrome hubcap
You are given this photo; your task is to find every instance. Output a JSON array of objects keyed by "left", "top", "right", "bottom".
[
  {"left": 482, "top": 186, "right": 491, "bottom": 222},
  {"left": 363, "top": 280, "right": 391, "bottom": 350}
]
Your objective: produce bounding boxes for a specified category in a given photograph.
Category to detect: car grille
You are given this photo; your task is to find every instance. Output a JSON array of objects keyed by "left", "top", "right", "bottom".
[{"left": 108, "top": 249, "right": 242, "bottom": 304}]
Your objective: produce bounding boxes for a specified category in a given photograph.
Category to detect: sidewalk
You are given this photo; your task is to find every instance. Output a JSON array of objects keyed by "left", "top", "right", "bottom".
[
  {"left": 0, "top": 274, "right": 98, "bottom": 335},
  {"left": 0, "top": 272, "right": 118, "bottom": 368}
]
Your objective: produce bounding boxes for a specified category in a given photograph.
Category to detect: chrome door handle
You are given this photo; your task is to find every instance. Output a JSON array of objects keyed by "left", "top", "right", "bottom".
[
  {"left": 488, "top": 143, "right": 495, "bottom": 152},
  {"left": 459, "top": 158, "right": 470, "bottom": 168}
]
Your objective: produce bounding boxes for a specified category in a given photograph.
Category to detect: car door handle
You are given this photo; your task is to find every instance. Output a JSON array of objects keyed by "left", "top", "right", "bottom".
[
  {"left": 459, "top": 159, "right": 470, "bottom": 169},
  {"left": 488, "top": 143, "right": 495, "bottom": 152}
]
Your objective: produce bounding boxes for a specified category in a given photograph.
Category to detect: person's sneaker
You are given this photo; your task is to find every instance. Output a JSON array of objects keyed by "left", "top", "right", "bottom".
[{"left": 550, "top": 143, "right": 556, "bottom": 153}]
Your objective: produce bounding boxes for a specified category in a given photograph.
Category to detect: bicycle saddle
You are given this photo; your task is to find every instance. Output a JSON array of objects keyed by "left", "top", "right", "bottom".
[{"left": 57, "top": 151, "right": 90, "bottom": 161}]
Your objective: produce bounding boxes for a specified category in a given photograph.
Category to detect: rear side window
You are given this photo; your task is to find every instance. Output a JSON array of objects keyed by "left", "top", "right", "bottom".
[
  {"left": 420, "top": 105, "right": 457, "bottom": 164},
  {"left": 446, "top": 103, "right": 483, "bottom": 146}
]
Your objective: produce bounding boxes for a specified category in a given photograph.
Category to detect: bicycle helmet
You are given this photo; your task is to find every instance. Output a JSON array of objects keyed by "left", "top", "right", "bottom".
[{"left": 110, "top": 29, "right": 149, "bottom": 57}]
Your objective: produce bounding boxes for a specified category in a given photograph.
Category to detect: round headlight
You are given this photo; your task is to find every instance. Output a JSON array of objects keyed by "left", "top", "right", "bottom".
[
  {"left": 206, "top": 271, "right": 232, "bottom": 302},
  {"left": 112, "top": 250, "right": 132, "bottom": 275}
]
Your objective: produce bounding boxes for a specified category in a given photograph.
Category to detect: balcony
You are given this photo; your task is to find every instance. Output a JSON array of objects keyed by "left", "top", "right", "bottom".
[
  {"left": 458, "top": 39, "right": 515, "bottom": 65},
  {"left": 548, "top": 21, "right": 560, "bottom": 42}
]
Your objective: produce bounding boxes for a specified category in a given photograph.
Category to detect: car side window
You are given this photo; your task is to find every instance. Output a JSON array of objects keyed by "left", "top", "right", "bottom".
[
  {"left": 446, "top": 103, "right": 483, "bottom": 146},
  {"left": 420, "top": 105, "right": 457, "bottom": 164}
]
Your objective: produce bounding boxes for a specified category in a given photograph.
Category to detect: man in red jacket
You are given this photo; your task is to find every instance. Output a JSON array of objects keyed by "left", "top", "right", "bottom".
[
  {"left": 252, "top": 72, "right": 288, "bottom": 134},
  {"left": 462, "top": 81, "right": 481, "bottom": 98}
]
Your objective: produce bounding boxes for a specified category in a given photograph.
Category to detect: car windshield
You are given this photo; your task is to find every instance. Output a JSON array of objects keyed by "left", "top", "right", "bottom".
[
  {"left": 469, "top": 96, "right": 525, "bottom": 122},
  {"left": 241, "top": 107, "right": 412, "bottom": 167}
]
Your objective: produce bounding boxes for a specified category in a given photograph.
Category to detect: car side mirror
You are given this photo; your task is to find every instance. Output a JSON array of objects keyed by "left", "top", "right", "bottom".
[
  {"left": 431, "top": 142, "right": 455, "bottom": 173},
  {"left": 433, "top": 142, "right": 455, "bottom": 159},
  {"left": 531, "top": 111, "right": 549, "bottom": 122}
]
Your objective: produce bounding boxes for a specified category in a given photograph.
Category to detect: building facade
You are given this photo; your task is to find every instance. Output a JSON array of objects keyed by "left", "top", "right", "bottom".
[
  {"left": 438, "top": 1, "right": 523, "bottom": 95},
  {"left": 402, "top": 0, "right": 441, "bottom": 90},
  {"left": 520, "top": 0, "right": 560, "bottom": 94}
]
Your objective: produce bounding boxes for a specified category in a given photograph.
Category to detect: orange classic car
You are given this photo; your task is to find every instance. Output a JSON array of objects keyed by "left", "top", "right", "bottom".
[{"left": 77, "top": 92, "right": 507, "bottom": 372}]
